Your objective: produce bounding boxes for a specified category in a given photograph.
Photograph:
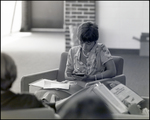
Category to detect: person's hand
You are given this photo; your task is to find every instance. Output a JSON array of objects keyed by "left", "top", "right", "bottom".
[
  {"left": 72, "top": 74, "right": 88, "bottom": 81},
  {"left": 62, "top": 80, "right": 77, "bottom": 85},
  {"left": 82, "top": 75, "right": 94, "bottom": 82},
  {"left": 61, "top": 80, "right": 69, "bottom": 83}
]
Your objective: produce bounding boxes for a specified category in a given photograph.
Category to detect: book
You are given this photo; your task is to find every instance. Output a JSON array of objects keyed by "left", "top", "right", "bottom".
[
  {"left": 93, "top": 83, "right": 129, "bottom": 114},
  {"left": 29, "top": 79, "right": 70, "bottom": 90},
  {"left": 103, "top": 80, "right": 144, "bottom": 107}
]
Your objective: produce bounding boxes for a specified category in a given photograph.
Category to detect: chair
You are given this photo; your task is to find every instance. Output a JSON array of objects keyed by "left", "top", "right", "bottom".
[{"left": 21, "top": 52, "right": 126, "bottom": 93}]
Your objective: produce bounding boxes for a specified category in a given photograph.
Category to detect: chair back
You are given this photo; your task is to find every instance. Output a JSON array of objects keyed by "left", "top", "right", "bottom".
[
  {"left": 112, "top": 56, "right": 124, "bottom": 75},
  {"left": 57, "top": 52, "right": 124, "bottom": 82},
  {"left": 57, "top": 52, "right": 68, "bottom": 81}
]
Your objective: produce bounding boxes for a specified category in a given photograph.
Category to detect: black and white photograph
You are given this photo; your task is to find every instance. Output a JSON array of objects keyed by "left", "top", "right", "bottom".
[{"left": 1, "top": 1, "right": 149, "bottom": 119}]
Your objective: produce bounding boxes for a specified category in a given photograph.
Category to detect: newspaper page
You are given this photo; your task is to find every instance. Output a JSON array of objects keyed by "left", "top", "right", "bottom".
[{"left": 103, "top": 80, "right": 144, "bottom": 107}]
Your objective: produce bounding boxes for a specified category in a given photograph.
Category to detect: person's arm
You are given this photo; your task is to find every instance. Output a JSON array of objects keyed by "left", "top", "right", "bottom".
[
  {"left": 95, "top": 59, "right": 116, "bottom": 80},
  {"left": 65, "top": 48, "right": 87, "bottom": 81},
  {"left": 65, "top": 67, "right": 87, "bottom": 81},
  {"left": 82, "top": 44, "right": 116, "bottom": 82},
  {"left": 96, "top": 43, "right": 116, "bottom": 80},
  {"left": 65, "top": 68, "right": 75, "bottom": 81},
  {"left": 82, "top": 59, "right": 116, "bottom": 82}
]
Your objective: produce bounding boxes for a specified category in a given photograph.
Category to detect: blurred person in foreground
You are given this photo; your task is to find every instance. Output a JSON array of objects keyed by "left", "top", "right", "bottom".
[
  {"left": 1, "top": 52, "right": 55, "bottom": 111},
  {"left": 59, "top": 91, "right": 113, "bottom": 119},
  {"left": 65, "top": 21, "right": 116, "bottom": 82}
]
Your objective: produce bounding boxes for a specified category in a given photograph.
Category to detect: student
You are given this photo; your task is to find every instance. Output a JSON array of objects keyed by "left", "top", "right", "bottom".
[
  {"left": 60, "top": 90, "right": 113, "bottom": 119},
  {"left": 1, "top": 52, "right": 53, "bottom": 110},
  {"left": 65, "top": 21, "right": 116, "bottom": 82},
  {"left": 34, "top": 21, "right": 117, "bottom": 108}
]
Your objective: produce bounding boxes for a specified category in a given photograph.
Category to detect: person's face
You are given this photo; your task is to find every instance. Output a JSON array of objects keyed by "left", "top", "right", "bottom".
[{"left": 80, "top": 41, "right": 95, "bottom": 52}]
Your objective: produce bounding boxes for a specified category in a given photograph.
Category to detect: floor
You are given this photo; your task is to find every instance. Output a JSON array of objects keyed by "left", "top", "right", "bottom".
[
  {"left": 1, "top": 32, "right": 149, "bottom": 97},
  {"left": 1, "top": 32, "right": 65, "bottom": 93},
  {"left": 112, "top": 53, "right": 149, "bottom": 97}
]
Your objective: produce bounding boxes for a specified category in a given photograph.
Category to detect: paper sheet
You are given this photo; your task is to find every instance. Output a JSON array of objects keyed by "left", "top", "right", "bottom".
[{"left": 29, "top": 79, "right": 70, "bottom": 90}]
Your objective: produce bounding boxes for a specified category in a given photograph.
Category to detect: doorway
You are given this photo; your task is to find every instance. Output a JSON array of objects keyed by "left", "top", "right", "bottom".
[{"left": 21, "top": 1, "right": 65, "bottom": 32}]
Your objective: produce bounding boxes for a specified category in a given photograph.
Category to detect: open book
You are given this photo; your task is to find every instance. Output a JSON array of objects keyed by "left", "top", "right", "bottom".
[
  {"left": 29, "top": 79, "right": 71, "bottom": 90},
  {"left": 94, "top": 80, "right": 144, "bottom": 113},
  {"left": 103, "top": 80, "right": 144, "bottom": 107},
  {"left": 93, "top": 80, "right": 144, "bottom": 114},
  {"left": 93, "top": 82, "right": 129, "bottom": 114}
]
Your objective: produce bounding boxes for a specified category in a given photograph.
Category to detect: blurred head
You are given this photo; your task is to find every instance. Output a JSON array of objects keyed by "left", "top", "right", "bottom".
[
  {"left": 77, "top": 21, "right": 99, "bottom": 51},
  {"left": 1, "top": 53, "right": 17, "bottom": 91},
  {"left": 61, "top": 92, "right": 113, "bottom": 119}
]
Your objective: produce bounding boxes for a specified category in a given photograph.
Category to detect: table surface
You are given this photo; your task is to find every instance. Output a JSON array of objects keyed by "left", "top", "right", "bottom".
[{"left": 29, "top": 80, "right": 87, "bottom": 100}]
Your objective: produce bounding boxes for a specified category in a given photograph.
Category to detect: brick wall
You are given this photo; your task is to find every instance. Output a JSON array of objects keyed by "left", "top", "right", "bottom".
[{"left": 65, "top": 1, "right": 96, "bottom": 51}]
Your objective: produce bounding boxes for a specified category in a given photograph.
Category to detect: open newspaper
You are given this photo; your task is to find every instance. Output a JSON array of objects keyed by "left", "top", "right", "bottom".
[{"left": 93, "top": 80, "right": 144, "bottom": 114}]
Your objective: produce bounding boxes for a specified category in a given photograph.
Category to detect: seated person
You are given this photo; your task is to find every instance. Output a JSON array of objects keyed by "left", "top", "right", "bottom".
[
  {"left": 1, "top": 52, "right": 55, "bottom": 111},
  {"left": 35, "top": 21, "right": 116, "bottom": 105},
  {"left": 65, "top": 21, "right": 116, "bottom": 82}
]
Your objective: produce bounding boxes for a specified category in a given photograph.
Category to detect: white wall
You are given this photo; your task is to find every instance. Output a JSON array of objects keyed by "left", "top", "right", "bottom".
[
  {"left": 96, "top": 1, "right": 149, "bottom": 49},
  {"left": 1, "top": 1, "right": 22, "bottom": 37}
]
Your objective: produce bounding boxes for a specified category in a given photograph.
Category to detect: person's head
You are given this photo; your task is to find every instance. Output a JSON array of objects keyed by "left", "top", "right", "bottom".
[
  {"left": 1, "top": 53, "right": 17, "bottom": 91},
  {"left": 77, "top": 21, "right": 99, "bottom": 51},
  {"left": 61, "top": 92, "right": 113, "bottom": 119}
]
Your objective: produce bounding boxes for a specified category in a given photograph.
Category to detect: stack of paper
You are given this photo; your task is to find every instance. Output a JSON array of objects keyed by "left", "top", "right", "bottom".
[
  {"left": 44, "top": 80, "right": 70, "bottom": 89},
  {"left": 29, "top": 79, "right": 70, "bottom": 90}
]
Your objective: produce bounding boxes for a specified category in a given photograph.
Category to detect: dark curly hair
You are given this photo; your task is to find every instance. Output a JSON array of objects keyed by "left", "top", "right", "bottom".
[
  {"left": 77, "top": 21, "right": 99, "bottom": 43},
  {"left": 1, "top": 53, "right": 17, "bottom": 91}
]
